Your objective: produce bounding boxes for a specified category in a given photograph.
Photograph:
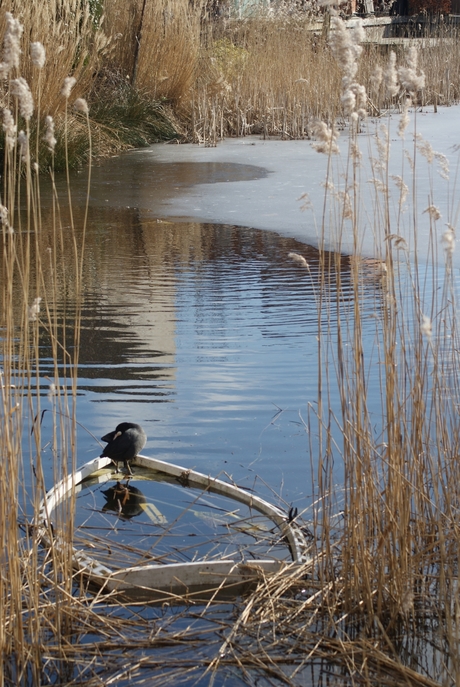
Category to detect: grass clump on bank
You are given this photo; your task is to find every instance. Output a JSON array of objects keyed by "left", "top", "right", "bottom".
[
  {"left": 88, "top": 72, "right": 181, "bottom": 150},
  {"left": 0, "top": 0, "right": 185, "bottom": 171}
]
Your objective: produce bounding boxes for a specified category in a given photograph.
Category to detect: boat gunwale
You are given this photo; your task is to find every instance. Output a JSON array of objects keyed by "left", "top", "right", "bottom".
[{"left": 37, "top": 454, "right": 311, "bottom": 600}]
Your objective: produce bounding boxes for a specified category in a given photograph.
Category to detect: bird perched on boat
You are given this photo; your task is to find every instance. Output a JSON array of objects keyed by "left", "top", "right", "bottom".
[{"left": 100, "top": 422, "right": 146, "bottom": 475}]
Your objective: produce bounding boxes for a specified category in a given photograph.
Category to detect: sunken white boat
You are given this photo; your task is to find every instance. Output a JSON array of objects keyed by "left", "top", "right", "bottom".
[{"left": 38, "top": 455, "right": 312, "bottom": 602}]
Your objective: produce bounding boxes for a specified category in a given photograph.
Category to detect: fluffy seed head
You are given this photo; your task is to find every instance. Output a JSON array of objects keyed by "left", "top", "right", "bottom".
[
  {"left": 3, "top": 108, "right": 17, "bottom": 151},
  {"left": 404, "top": 148, "right": 415, "bottom": 171},
  {"left": 10, "top": 77, "right": 34, "bottom": 120},
  {"left": 0, "top": 12, "right": 23, "bottom": 76},
  {"left": 61, "top": 76, "right": 76, "bottom": 99},
  {"left": 341, "top": 88, "right": 356, "bottom": 116},
  {"left": 30, "top": 42, "right": 45, "bottom": 68},
  {"left": 43, "top": 115, "right": 56, "bottom": 151},
  {"left": 420, "top": 314, "right": 432, "bottom": 340},
  {"left": 17, "top": 130, "right": 28, "bottom": 160},
  {"left": 329, "top": 16, "right": 367, "bottom": 118},
  {"left": 442, "top": 225, "right": 455, "bottom": 255},
  {"left": 398, "top": 98, "right": 411, "bottom": 138},
  {"left": 350, "top": 140, "right": 362, "bottom": 161},
  {"left": 312, "top": 120, "right": 340, "bottom": 155},
  {"left": 407, "top": 46, "right": 418, "bottom": 71},
  {"left": 329, "top": 16, "right": 362, "bottom": 89},
  {"left": 28, "top": 296, "right": 42, "bottom": 322},
  {"left": 416, "top": 134, "right": 434, "bottom": 163},
  {"left": 391, "top": 175, "right": 409, "bottom": 208},
  {"left": 0, "top": 204, "right": 13, "bottom": 234},
  {"left": 384, "top": 51, "right": 399, "bottom": 99},
  {"left": 73, "top": 97, "right": 88, "bottom": 114},
  {"left": 398, "top": 47, "right": 425, "bottom": 98},
  {"left": 373, "top": 65, "right": 383, "bottom": 92},
  {"left": 375, "top": 124, "right": 389, "bottom": 164},
  {"left": 435, "top": 152, "right": 449, "bottom": 180},
  {"left": 0, "top": 205, "right": 8, "bottom": 225},
  {"left": 368, "top": 177, "right": 388, "bottom": 195},
  {"left": 288, "top": 252, "right": 309, "bottom": 268},
  {"left": 339, "top": 191, "right": 353, "bottom": 220},
  {"left": 423, "top": 205, "right": 441, "bottom": 221},
  {"left": 386, "top": 234, "right": 408, "bottom": 250},
  {"left": 47, "top": 380, "right": 56, "bottom": 402}
]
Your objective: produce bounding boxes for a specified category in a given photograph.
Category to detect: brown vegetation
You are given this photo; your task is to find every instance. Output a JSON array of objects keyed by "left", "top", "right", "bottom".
[
  {"left": 0, "top": 0, "right": 109, "bottom": 116},
  {"left": 1, "top": 0, "right": 460, "bottom": 155},
  {"left": 2, "top": 4, "right": 460, "bottom": 686}
]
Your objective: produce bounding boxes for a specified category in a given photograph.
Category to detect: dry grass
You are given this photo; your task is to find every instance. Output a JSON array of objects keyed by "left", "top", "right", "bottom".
[
  {"left": 185, "top": 13, "right": 334, "bottom": 142},
  {"left": 278, "top": 18, "right": 460, "bottom": 683},
  {"left": 190, "top": 18, "right": 342, "bottom": 143},
  {"left": 178, "top": 11, "right": 460, "bottom": 143},
  {"left": 0, "top": 1, "right": 181, "bottom": 170},
  {"left": 0, "top": 11, "right": 93, "bottom": 681},
  {"left": 103, "top": 0, "right": 203, "bottom": 104},
  {"left": 3, "top": 2, "right": 460, "bottom": 155},
  {"left": 360, "top": 32, "right": 460, "bottom": 113},
  {"left": 0, "top": 0, "right": 109, "bottom": 117}
]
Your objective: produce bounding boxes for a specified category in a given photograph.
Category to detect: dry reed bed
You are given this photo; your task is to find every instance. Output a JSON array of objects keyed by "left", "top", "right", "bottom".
[
  {"left": 2, "top": 1, "right": 460, "bottom": 155},
  {"left": 1, "top": 5, "right": 460, "bottom": 687},
  {"left": 190, "top": 15, "right": 460, "bottom": 143},
  {"left": 0, "top": 11, "right": 94, "bottom": 684},
  {"left": 288, "top": 15, "right": 460, "bottom": 684},
  {"left": 0, "top": 0, "right": 108, "bottom": 114}
]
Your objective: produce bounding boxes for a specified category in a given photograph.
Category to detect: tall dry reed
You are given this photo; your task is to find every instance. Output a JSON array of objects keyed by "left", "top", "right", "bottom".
[
  {"left": 188, "top": 10, "right": 460, "bottom": 143},
  {"left": 192, "top": 13, "right": 341, "bottom": 142},
  {"left": 292, "top": 14, "right": 460, "bottom": 680},
  {"left": 3, "top": 5, "right": 460, "bottom": 685},
  {"left": 3, "top": 2, "right": 460, "bottom": 155},
  {"left": 201, "top": 17, "right": 460, "bottom": 685},
  {"left": 0, "top": 12, "right": 94, "bottom": 682}
]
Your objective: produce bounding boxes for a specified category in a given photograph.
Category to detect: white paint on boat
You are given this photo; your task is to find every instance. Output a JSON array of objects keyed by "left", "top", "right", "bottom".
[{"left": 38, "top": 455, "right": 312, "bottom": 601}]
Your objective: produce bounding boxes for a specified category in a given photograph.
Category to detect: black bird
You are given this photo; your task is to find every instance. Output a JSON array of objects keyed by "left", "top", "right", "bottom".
[{"left": 100, "top": 422, "right": 147, "bottom": 474}]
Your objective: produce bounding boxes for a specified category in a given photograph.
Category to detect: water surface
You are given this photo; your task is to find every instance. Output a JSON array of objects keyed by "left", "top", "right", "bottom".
[{"left": 31, "top": 202, "right": 387, "bottom": 511}]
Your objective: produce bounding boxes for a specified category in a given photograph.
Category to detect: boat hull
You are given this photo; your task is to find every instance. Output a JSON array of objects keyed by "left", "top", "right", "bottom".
[{"left": 37, "top": 454, "right": 312, "bottom": 602}]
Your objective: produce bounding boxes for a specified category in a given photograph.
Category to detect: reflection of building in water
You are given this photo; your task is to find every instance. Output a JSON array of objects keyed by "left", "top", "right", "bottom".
[
  {"left": 28, "top": 204, "right": 181, "bottom": 394},
  {"left": 82, "top": 207, "right": 178, "bottom": 373}
]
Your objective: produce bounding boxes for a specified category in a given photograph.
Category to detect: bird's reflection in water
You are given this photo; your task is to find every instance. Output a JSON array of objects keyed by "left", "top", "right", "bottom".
[{"left": 101, "top": 482, "right": 146, "bottom": 520}]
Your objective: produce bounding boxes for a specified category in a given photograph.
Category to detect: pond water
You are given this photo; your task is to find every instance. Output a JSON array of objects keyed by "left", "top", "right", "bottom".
[
  {"left": 81, "top": 108, "right": 460, "bottom": 265},
  {"left": 29, "top": 209, "right": 375, "bottom": 685},
  {"left": 32, "top": 193, "right": 387, "bottom": 514},
  {"left": 63, "top": 469, "right": 297, "bottom": 570}
]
